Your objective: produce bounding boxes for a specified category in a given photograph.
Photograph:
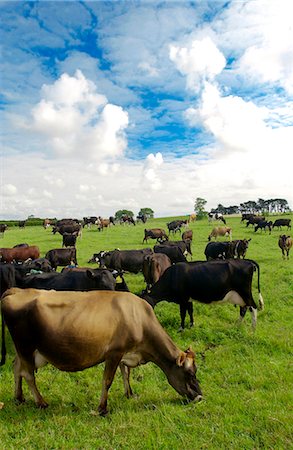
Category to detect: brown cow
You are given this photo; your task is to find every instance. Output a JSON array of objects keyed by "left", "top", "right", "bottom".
[
  {"left": 278, "top": 235, "right": 292, "bottom": 259},
  {"left": 96, "top": 218, "right": 111, "bottom": 231},
  {"left": 143, "top": 228, "right": 168, "bottom": 244},
  {"left": 142, "top": 253, "right": 172, "bottom": 290},
  {"left": 1, "top": 288, "right": 202, "bottom": 415},
  {"left": 182, "top": 229, "right": 193, "bottom": 241},
  {"left": 208, "top": 226, "right": 232, "bottom": 242},
  {"left": 0, "top": 246, "right": 40, "bottom": 263}
]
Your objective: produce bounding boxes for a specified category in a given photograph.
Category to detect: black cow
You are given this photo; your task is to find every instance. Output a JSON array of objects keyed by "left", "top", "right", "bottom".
[
  {"left": 205, "top": 239, "right": 251, "bottom": 260},
  {"left": 53, "top": 223, "right": 82, "bottom": 236},
  {"left": 0, "top": 224, "right": 8, "bottom": 236},
  {"left": 246, "top": 216, "right": 265, "bottom": 227},
  {"left": 0, "top": 263, "right": 17, "bottom": 364},
  {"left": 90, "top": 248, "right": 153, "bottom": 273},
  {"left": 154, "top": 245, "right": 187, "bottom": 264},
  {"left": 157, "top": 239, "right": 192, "bottom": 257},
  {"left": 61, "top": 267, "right": 129, "bottom": 291},
  {"left": 18, "top": 220, "right": 26, "bottom": 228},
  {"left": 137, "top": 213, "right": 147, "bottom": 224},
  {"left": 167, "top": 220, "right": 188, "bottom": 235},
  {"left": 45, "top": 248, "right": 77, "bottom": 270},
  {"left": 14, "top": 258, "right": 53, "bottom": 276},
  {"left": 254, "top": 220, "right": 272, "bottom": 234},
  {"left": 204, "top": 242, "right": 232, "bottom": 260},
  {"left": 143, "top": 260, "right": 264, "bottom": 330},
  {"left": 16, "top": 268, "right": 119, "bottom": 292},
  {"left": 62, "top": 232, "right": 78, "bottom": 248},
  {"left": 272, "top": 219, "right": 291, "bottom": 230}
]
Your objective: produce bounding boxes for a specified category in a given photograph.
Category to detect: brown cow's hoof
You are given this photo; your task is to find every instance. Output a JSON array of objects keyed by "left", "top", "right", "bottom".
[
  {"left": 37, "top": 401, "right": 49, "bottom": 409},
  {"left": 98, "top": 406, "right": 108, "bottom": 417}
]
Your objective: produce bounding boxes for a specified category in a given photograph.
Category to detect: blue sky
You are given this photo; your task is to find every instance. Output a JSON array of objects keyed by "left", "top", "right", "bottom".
[{"left": 1, "top": 0, "right": 293, "bottom": 219}]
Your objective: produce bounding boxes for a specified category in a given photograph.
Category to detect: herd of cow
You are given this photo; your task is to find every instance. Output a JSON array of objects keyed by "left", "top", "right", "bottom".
[{"left": 0, "top": 213, "right": 291, "bottom": 415}]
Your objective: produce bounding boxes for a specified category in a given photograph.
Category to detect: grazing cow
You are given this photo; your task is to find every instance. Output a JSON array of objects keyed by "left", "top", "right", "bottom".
[
  {"left": 208, "top": 226, "right": 232, "bottom": 241},
  {"left": 136, "top": 213, "right": 147, "bottom": 224},
  {"left": 16, "top": 268, "right": 120, "bottom": 292},
  {"left": 120, "top": 215, "right": 136, "bottom": 225},
  {"left": 52, "top": 223, "right": 82, "bottom": 237},
  {"left": 229, "top": 239, "right": 251, "bottom": 258},
  {"left": 154, "top": 244, "right": 187, "bottom": 264},
  {"left": 45, "top": 248, "right": 77, "bottom": 270},
  {"left": 15, "top": 258, "right": 53, "bottom": 275},
  {"left": 61, "top": 267, "right": 129, "bottom": 292},
  {"left": 245, "top": 216, "right": 265, "bottom": 227},
  {"left": 156, "top": 238, "right": 192, "bottom": 257},
  {"left": 92, "top": 248, "right": 153, "bottom": 273},
  {"left": 0, "top": 224, "right": 8, "bottom": 236},
  {"left": 83, "top": 216, "right": 98, "bottom": 228},
  {"left": 208, "top": 213, "right": 226, "bottom": 225},
  {"left": 96, "top": 218, "right": 111, "bottom": 231},
  {"left": 204, "top": 242, "right": 232, "bottom": 260},
  {"left": 62, "top": 232, "right": 78, "bottom": 248},
  {"left": 278, "top": 235, "right": 292, "bottom": 259},
  {"left": 182, "top": 229, "right": 193, "bottom": 241},
  {"left": 13, "top": 243, "right": 29, "bottom": 248},
  {"left": 272, "top": 219, "right": 291, "bottom": 231},
  {"left": 143, "top": 228, "right": 168, "bottom": 244},
  {"left": 254, "top": 220, "right": 272, "bottom": 234},
  {"left": 43, "top": 219, "right": 53, "bottom": 229},
  {"left": 167, "top": 220, "right": 188, "bottom": 235},
  {"left": 142, "top": 253, "right": 172, "bottom": 290},
  {"left": 204, "top": 239, "right": 251, "bottom": 260},
  {"left": 18, "top": 220, "right": 26, "bottom": 228},
  {"left": 1, "top": 288, "right": 202, "bottom": 415},
  {"left": 0, "top": 264, "right": 16, "bottom": 364},
  {"left": 241, "top": 213, "right": 255, "bottom": 222},
  {"left": 0, "top": 246, "right": 40, "bottom": 263},
  {"left": 143, "top": 260, "right": 264, "bottom": 330}
]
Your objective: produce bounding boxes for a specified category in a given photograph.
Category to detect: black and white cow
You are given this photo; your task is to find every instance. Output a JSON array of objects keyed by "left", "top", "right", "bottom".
[{"left": 143, "top": 259, "right": 264, "bottom": 330}]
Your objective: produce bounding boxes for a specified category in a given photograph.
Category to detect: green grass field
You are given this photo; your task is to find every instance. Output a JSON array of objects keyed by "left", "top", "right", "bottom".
[{"left": 1, "top": 215, "right": 292, "bottom": 449}]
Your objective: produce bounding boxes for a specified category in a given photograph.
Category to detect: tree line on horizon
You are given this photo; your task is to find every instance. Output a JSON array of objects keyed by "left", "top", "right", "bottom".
[{"left": 194, "top": 197, "right": 291, "bottom": 219}]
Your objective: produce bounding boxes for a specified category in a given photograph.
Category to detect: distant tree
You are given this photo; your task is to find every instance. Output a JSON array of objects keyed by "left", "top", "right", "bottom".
[
  {"left": 194, "top": 197, "right": 207, "bottom": 220},
  {"left": 138, "top": 208, "right": 154, "bottom": 219},
  {"left": 114, "top": 210, "right": 134, "bottom": 220}
]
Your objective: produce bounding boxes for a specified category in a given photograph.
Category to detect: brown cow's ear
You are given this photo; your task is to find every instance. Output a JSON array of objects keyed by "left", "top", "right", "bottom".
[{"left": 176, "top": 352, "right": 186, "bottom": 367}]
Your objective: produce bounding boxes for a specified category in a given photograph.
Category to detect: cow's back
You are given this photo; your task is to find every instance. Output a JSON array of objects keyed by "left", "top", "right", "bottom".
[{"left": 2, "top": 288, "right": 154, "bottom": 370}]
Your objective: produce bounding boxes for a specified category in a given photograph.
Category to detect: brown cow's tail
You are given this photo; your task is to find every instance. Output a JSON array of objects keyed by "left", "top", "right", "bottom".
[
  {"left": 251, "top": 260, "right": 264, "bottom": 311},
  {"left": 1, "top": 309, "right": 6, "bottom": 366}
]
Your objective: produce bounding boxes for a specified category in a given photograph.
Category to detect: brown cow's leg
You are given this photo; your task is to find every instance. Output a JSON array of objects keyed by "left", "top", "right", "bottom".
[
  {"left": 98, "top": 356, "right": 122, "bottom": 416},
  {"left": 119, "top": 363, "right": 133, "bottom": 398},
  {"left": 14, "top": 355, "right": 25, "bottom": 403},
  {"left": 14, "top": 354, "right": 48, "bottom": 408}
]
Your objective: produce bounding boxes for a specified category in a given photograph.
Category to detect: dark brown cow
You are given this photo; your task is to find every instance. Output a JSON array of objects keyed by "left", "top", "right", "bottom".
[
  {"left": 0, "top": 246, "right": 40, "bottom": 263},
  {"left": 142, "top": 253, "right": 171, "bottom": 290},
  {"left": 0, "top": 224, "right": 8, "bottom": 236},
  {"left": 273, "top": 219, "right": 291, "bottom": 230},
  {"left": 1, "top": 288, "right": 202, "bottom": 415},
  {"left": 18, "top": 220, "right": 26, "bottom": 228},
  {"left": 278, "top": 235, "right": 292, "bottom": 259},
  {"left": 182, "top": 230, "right": 193, "bottom": 241},
  {"left": 62, "top": 232, "right": 78, "bottom": 248},
  {"left": 45, "top": 248, "right": 77, "bottom": 270},
  {"left": 143, "top": 228, "right": 168, "bottom": 244}
]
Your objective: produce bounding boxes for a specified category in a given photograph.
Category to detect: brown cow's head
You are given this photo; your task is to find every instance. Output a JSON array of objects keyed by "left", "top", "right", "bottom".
[{"left": 167, "top": 347, "right": 202, "bottom": 402}]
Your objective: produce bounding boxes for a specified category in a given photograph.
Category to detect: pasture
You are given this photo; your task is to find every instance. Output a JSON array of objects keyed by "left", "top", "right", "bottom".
[{"left": 0, "top": 215, "right": 292, "bottom": 449}]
